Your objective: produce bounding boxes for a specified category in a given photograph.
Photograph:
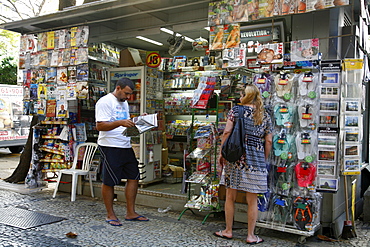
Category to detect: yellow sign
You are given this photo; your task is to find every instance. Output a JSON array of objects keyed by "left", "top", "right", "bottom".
[{"left": 146, "top": 52, "right": 161, "bottom": 68}]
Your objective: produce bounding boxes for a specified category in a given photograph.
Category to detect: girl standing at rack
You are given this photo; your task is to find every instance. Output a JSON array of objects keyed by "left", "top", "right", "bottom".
[{"left": 214, "top": 84, "right": 273, "bottom": 244}]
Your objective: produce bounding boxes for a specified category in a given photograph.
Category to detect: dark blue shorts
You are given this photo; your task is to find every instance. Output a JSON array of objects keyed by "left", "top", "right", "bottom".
[{"left": 99, "top": 146, "right": 139, "bottom": 186}]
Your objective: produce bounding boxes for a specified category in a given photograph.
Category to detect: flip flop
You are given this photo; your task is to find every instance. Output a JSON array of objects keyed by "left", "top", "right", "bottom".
[
  {"left": 125, "top": 215, "right": 149, "bottom": 221},
  {"left": 247, "top": 235, "right": 264, "bottom": 245},
  {"left": 105, "top": 219, "right": 122, "bottom": 226},
  {"left": 213, "top": 231, "right": 233, "bottom": 240}
]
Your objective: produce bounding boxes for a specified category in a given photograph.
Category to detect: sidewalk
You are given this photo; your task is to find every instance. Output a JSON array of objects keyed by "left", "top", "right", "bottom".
[{"left": 0, "top": 182, "right": 369, "bottom": 247}]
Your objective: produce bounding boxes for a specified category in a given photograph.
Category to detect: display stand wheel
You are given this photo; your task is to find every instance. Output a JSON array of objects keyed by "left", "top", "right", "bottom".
[{"left": 298, "top": 235, "right": 307, "bottom": 244}]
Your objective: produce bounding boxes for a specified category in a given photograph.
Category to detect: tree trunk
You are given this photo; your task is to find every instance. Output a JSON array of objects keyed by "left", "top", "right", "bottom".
[
  {"left": 59, "top": 0, "right": 76, "bottom": 10},
  {"left": 4, "top": 116, "right": 39, "bottom": 183}
]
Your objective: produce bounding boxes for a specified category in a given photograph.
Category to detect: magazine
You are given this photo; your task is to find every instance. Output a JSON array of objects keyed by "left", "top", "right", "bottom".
[{"left": 122, "top": 114, "right": 158, "bottom": 137}]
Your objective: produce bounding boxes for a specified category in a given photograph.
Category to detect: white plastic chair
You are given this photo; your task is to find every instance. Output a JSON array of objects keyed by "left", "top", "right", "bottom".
[{"left": 52, "top": 142, "right": 99, "bottom": 201}]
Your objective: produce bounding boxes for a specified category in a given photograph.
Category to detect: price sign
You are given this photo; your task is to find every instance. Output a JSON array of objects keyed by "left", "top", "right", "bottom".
[{"left": 146, "top": 52, "right": 161, "bottom": 68}]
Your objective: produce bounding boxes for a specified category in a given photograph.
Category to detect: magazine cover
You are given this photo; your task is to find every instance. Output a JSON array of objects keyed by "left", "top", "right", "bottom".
[
  {"left": 56, "top": 86, "right": 67, "bottom": 101},
  {"left": 54, "top": 30, "right": 59, "bottom": 50},
  {"left": 36, "top": 69, "right": 46, "bottom": 84},
  {"left": 256, "top": 43, "right": 284, "bottom": 64},
  {"left": 24, "top": 86, "right": 30, "bottom": 100},
  {"left": 56, "top": 100, "right": 68, "bottom": 118},
  {"left": 37, "top": 32, "right": 47, "bottom": 51},
  {"left": 77, "top": 26, "right": 89, "bottom": 47},
  {"left": 281, "top": 0, "right": 298, "bottom": 15},
  {"left": 38, "top": 84, "right": 47, "bottom": 100},
  {"left": 67, "top": 82, "right": 77, "bottom": 100},
  {"left": 76, "top": 63, "right": 89, "bottom": 81},
  {"left": 290, "top": 38, "right": 319, "bottom": 61},
  {"left": 57, "top": 67, "right": 68, "bottom": 85},
  {"left": 232, "top": 0, "right": 249, "bottom": 22},
  {"left": 76, "top": 47, "right": 88, "bottom": 64},
  {"left": 30, "top": 84, "right": 38, "bottom": 100},
  {"left": 47, "top": 31, "right": 55, "bottom": 50},
  {"left": 297, "top": 0, "right": 307, "bottom": 13},
  {"left": 224, "top": 24, "right": 240, "bottom": 49},
  {"left": 38, "top": 51, "right": 49, "bottom": 67},
  {"left": 19, "top": 54, "right": 25, "bottom": 69},
  {"left": 68, "top": 66, "right": 77, "bottom": 82},
  {"left": 248, "top": 0, "right": 259, "bottom": 20},
  {"left": 46, "top": 67, "right": 57, "bottom": 84},
  {"left": 46, "top": 99, "right": 57, "bottom": 117},
  {"left": 36, "top": 99, "right": 46, "bottom": 115},
  {"left": 70, "top": 27, "right": 78, "bottom": 47},
  {"left": 57, "top": 49, "right": 64, "bottom": 66},
  {"left": 74, "top": 123, "right": 87, "bottom": 142},
  {"left": 23, "top": 101, "right": 30, "bottom": 115},
  {"left": 222, "top": 47, "right": 246, "bottom": 68},
  {"left": 50, "top": 50, "right": 59, "bottom": 67},
  {"left": 24, "top": 53, "right": 31, "bottom": 69},
  {"left": 76, "top": 81, "right": 88, "bottom": 99},
  {"left": 58, "top": 29, "right": 67, "bottom": 49},
  {"left": 27, "top": 34, "right": 37, "bottom": 53},
  {"left": 210, "top": 25, "right": 226, "bottom": 50},
  {"left": 259, "top": 0, "right": 275, "bottom": 18},
  {"left": 62, "top": 48, "right": 71, "bottom": 66},
  {"left": 30, "top": 53, "right": 39, "bottom": 67},
  {"left": 70, "top": 48, "right": 77, "bottom": 65},
  {"left": 208, "top": 1, "right": 233, "bottom": 26},
  {"left": 47, "top": 85, "right": 56, "bottom": 100}
]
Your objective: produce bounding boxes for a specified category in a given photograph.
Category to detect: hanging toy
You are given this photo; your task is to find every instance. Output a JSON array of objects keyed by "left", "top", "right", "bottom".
[{"left": 192, "top": 37, "right": 209, "bottom": 51}]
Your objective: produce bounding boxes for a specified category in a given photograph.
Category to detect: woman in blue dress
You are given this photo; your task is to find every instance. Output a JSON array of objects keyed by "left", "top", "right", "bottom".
[{"left": 214, "top": 84, "right": 273, "bottom": 244}]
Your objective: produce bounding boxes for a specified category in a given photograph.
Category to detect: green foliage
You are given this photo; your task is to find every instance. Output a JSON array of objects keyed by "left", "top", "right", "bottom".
[{"left": 0, "top": 56, "right": 17, "bottom": 85}]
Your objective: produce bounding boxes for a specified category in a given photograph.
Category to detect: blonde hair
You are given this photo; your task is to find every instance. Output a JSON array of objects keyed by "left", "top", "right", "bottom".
[{"left": 240, "top": 84, "right": 264, "bottom": 125}]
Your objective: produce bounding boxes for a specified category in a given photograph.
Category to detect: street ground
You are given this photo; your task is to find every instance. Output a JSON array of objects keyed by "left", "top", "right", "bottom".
[{"left": 0, "top": 149, "right": 369, "bottom": 246}]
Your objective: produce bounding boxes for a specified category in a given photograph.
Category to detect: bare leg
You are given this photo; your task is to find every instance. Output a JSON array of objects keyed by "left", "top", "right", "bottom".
[
  {"left": 125, "top": 179, "right": 148, "bottom": 220},
  {"left": 215, "top": 188, "right": 236, "bottom": 238},
  {"left": 102, "top": 183, "right": 121, "bottom": 225},
  {"left": 246, "top": 192, "right": 261, "bottom": 243}
]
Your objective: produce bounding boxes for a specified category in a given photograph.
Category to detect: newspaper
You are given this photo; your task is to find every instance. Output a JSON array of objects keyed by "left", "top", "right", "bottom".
[{"left": 122, "top": 114, "right": 158, "bottom": 136}]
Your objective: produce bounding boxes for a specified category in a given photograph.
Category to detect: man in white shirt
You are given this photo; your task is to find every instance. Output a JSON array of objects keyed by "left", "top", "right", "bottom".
[{"left": 96, "top": 77, "right": 149, "bottom": 226}]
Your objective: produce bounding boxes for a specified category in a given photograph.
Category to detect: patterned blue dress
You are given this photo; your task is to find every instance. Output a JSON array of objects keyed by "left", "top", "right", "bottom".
[{"left": 220, "top": 105, "right": 273, "bottom": 194}]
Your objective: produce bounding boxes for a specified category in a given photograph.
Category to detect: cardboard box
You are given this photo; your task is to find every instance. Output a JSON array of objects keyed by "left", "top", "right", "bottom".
[
  {"left": 218, "top": 185, "right": 247, "bottom": 204},
  {"left": 119, "top": 48, "right": 145, "bottom": 67},
  {"left": 168, "top": 165, "right": 184, "bottom": 178}
]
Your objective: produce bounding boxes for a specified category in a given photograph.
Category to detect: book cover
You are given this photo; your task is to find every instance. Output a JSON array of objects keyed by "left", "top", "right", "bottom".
[{"left": 46, "top": 99, "right": 57, "bottom": 117}]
